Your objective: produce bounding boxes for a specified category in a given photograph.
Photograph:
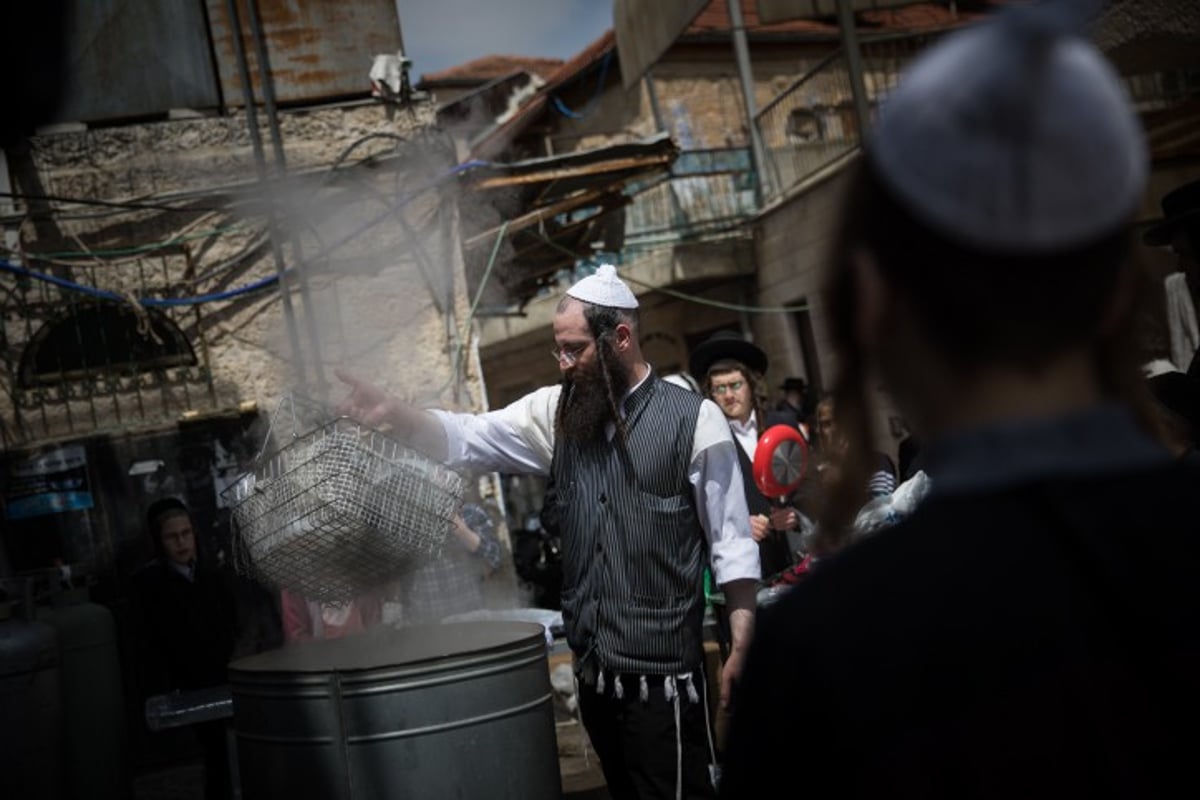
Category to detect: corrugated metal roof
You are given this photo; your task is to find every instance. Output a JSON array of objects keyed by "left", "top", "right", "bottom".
[
  {"left": 205, "top": 0, "right": 404, "bottom": 106},
  {"left": 52, "top": 0, "right": 222, "bottom": 123},
  {"left": 418, "top": 56, "right": 565, "bottom": 89}
]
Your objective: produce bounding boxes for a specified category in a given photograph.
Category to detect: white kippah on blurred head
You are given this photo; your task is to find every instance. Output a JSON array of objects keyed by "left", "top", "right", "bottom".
[
  {"left": 869, "top": 2, "right": 1147, "bottom": 253},
  {"left": 565, "top": 264, "right": 638, "bottom": 309}
]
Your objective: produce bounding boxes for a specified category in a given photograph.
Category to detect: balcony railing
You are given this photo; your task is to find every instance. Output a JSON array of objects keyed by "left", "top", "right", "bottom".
[
  {"left": 753, "top": 33, "right": 936, "bottom": 201},
  {"left": 623, "top": 147, "right": 757, "bottom": 249}
]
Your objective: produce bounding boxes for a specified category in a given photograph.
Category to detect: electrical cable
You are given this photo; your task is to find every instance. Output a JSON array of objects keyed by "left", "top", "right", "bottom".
[
  {"left": 0, "top": 258, "right": 281, "bottom": 307},
  {"left": 551, "top": 50, "right": 614, "bottom": 121},
  {"left": 432, "top": 220, "right": 510, "bottom": 397},
  {"left": 531, "top": 230, "right": 810, "bottom": 313},
  {"left": 6, "top": 223, "right": 256, "bottom": 262},
  {"left": 0, "top": 191, "right": 223, "bottom": 214},
  {"left": 325, "top": 132, "right": 411, "bottom": 176}
]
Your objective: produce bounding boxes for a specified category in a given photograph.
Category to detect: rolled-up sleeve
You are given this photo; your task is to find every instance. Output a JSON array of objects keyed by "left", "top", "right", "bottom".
[
  {"left": 690, "top": 399, "right": 760, "bottom": 586},
  {"left": 429, "top": 385, "right": 560, "bottom": 476}
]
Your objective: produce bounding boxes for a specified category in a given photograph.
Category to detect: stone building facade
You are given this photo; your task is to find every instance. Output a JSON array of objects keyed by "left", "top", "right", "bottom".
[{"left": 0, "top": 98, "right": 497, "bottom": 584}]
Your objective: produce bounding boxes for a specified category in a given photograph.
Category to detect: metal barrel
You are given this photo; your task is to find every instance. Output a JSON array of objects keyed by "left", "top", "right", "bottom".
[{"left": 229, "top": 621, "right": 562, "bottom": 799}]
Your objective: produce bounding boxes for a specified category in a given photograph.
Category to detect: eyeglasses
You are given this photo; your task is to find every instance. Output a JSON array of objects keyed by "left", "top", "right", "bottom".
[
  {"left": 550, "top": 341, "right": 591, "bottom": 366},
  {"left": 711, "top": 380, "right": 745, "bottom": 396}
]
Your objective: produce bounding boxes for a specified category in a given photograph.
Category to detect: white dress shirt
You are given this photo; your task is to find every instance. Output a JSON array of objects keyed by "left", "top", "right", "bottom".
[
  {"left": 728, "top": 412, "right": 759, "bottom": 461},
  {"left": 430, "top": 370, "right": 760, "bottom": 587}
]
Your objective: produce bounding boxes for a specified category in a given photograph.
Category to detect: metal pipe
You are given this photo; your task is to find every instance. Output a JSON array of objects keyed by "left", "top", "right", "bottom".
[
  {"left": 836, "top": 0, "right": 873, "bottom": 141},
  {"left": 727, "top": 0, "right": 771, "bottom": 206},
  {"left": 244, "top": 0, "right": 327, "bottom": 392},
  {"left": 222, "top": 0, "right": 306, "bottom": 384}
]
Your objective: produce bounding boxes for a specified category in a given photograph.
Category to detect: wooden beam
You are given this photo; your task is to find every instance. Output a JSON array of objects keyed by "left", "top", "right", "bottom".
[
  {"left": 464, "top": 170, "right": 652, "bottom": 251},
  {"left": 464, "top": 185, "right": 615, "bottom": 250},
  {"left": 468, "top": 154, "right": 673, "bottom": 190}
]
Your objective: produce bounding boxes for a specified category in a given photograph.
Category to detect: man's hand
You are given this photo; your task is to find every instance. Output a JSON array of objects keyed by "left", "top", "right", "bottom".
[
  {"left": 335, "top": 369, "right": 400, "bottom": 429},
  {"left": 768, "top": 507, "right": 798, "bottom": 531},
  {"left": 334, "top": 369, "right": 449, "bottom": 460},
  {"left": 750, "top": 514, "right": 770, "bottom": 542},
  {"left": 449, "top": 515, "right": 482, "bottom": 553}
]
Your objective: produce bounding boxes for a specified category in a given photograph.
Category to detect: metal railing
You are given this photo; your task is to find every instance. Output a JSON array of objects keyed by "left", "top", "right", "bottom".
[
  {"left": 1123, "top": 67, "right": 1200, "bottom": 113},
  {"left": 622, "top": 147, "right": 757, "bottom": 248},
  {"left": 753, "top": 34, "right": 936, "bottom": 200},
  {"left": 1, "top": 250, "right": 220, "bottom": 446}
]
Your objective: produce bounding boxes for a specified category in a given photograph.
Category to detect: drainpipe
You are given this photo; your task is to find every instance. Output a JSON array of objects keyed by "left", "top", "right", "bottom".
[
  {"left": 728, "top": 0, "right": 770, "bottom": 206},
  {"left": 244, "top": 0, "right": 327, "bottom": 391},
  {"left": 223, "top": 0, "right": 305, "bottom": 385},
  {"left": 836, "top": 0, "right": 872, "bottom": 140}
]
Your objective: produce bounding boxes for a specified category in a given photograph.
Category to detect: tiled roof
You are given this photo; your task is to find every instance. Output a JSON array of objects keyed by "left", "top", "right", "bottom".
[
  {"left": 418, "top": 55, "right": 565, "bottom": 88},
  {"left": 467, "top": 2, "right": 985, "bottom": 159},
  {"left": 541, "top": 30, "right": 618, "bottom": 94},
  {"left": 686, "top": 0, "right": 985, "bottom": 37},
  {"left": 469, "top": 30, "right": 617, "bottom": 159}
]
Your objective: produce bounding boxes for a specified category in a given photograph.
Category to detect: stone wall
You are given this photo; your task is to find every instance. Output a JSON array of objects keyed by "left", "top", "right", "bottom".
[{"left": 2, "top": 100, "right": 492, "bottom": 446}]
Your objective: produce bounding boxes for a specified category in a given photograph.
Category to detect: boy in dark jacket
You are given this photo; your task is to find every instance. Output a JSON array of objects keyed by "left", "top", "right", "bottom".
[
  {"left": 134, "top": 497, "right": 236, "bottom": 799},
  {"left": 721, "top": 5, "right": 1200, "bottom": 798}
]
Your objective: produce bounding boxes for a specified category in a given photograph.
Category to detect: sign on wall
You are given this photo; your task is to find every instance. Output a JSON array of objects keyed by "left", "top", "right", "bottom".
[{"left": 4, "top": 445, "right": 94, "bottom": 519}]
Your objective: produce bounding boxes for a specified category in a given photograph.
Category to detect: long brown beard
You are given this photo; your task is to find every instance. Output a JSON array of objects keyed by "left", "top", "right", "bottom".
[{"left": 556, "top": 341, "right": 630, "bottom": 448}]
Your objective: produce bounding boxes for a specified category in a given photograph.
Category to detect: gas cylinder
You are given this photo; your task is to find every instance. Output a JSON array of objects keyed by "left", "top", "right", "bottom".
[
  {"left": 38, "top": 586, "right": 129, "bottom": 800},
  {"left": 0, "top": 581, "right": 63, "bottom": 800}
]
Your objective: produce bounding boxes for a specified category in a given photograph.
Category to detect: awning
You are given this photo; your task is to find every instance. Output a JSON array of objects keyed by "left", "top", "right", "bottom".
[{"left": 460, "top": 133, "right": 679, "bottom": 307}]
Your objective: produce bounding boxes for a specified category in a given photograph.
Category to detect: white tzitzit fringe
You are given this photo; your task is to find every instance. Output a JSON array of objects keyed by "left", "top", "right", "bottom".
[
  {"left": 700, "top": 669, "right": 720, "bottom": 790},
  {"left": 596, "top": 669, "right": 605, "bottom": 695},
  {"left": 613, "top": 673, "right": 624, "bottom": 699},
  {"left": 639, "top": 674, "right": 649, "bottom": 702},
  {"left": 683, "top": 671, "right": 699, "bottom": 704},
  {"left": 672, "top": 687, "right": 683, "bottom": 800},
  {"left": 664, "top": 675, "right": 677, "bottom": 702}
]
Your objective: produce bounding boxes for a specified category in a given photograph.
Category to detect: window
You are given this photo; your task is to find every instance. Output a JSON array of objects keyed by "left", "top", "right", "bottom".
[
  {"left": 19, "top": 302, "right": 196, "bottom": 387},
  {"left": 786, "top": 108, "right": 824, "bottom": 145},
  {"left": 791, "top": 304, "right": 823, "bottom": 397}
]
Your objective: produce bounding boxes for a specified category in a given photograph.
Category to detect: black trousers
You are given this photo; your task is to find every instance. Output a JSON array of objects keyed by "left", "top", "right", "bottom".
[{"left": 578, "top": 673, "right": 718, "bottom": 800}]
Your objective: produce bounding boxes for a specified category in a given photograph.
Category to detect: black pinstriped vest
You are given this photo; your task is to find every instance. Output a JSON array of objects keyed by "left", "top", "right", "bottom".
[{"left": 552, "top": 374, "right": 707, "bottom": 674}]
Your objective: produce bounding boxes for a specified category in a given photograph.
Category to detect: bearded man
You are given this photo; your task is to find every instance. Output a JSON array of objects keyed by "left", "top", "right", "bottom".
[{"left": 338, "top": 264, "right": 758, "bottom": 800}]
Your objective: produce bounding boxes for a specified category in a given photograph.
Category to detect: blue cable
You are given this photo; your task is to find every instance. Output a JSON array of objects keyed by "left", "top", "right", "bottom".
[
  {"left": 551, "top": 50, "right": 613, "bottom": 120},
  {"left": 0, "top": 157, "right": 495, "bottom": 308},
  {"left": 0, "top": 258, "right": 282, "bottom": 306}
]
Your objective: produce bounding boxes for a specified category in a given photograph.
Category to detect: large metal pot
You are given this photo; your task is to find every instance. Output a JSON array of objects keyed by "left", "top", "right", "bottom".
[{"left": 230, "top": 621, "right": 561, "bottom": 799}]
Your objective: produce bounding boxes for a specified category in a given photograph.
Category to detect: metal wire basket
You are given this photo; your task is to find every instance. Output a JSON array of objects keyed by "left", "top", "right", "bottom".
[{"left": 223, "top": 396, "right": 464, "bottom": 601}]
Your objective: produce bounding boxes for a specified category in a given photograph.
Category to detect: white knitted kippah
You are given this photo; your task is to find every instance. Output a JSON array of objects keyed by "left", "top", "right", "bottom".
[
  {"left": 565, "top": 264, "right": 638, "bottom": 309},
  {"left": 869, "top": 3, "right": 1147, "bottom": 253}
]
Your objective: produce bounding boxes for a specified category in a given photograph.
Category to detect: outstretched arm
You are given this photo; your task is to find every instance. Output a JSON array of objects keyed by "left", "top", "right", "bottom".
[{"left": 335, "top": 369, "right": 449, "bottom": 460}]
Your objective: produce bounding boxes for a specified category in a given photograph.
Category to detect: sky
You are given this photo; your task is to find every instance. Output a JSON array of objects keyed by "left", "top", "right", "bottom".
[{"left": 396, "top": 0, "right": 615, "bottom": 80}]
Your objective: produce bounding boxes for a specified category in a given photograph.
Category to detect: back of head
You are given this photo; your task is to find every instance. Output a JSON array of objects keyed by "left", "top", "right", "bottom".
[
  {"left": 852, "top": 0, "right": 1146, "bottom": 369},
  {"left": 820, "top": 1, "right": 1155, "bottom": 543}
]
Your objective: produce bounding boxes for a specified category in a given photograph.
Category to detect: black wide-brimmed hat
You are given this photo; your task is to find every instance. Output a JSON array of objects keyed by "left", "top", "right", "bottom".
[
  {"left": 689, "top": 330, "right": 768, "bottom": 379},
  {"left": 1143, "top": 179, "right": 1200, "bottom": 246},
  {"left": 780, "top": 377, "right": 807, "bottom": 392}
]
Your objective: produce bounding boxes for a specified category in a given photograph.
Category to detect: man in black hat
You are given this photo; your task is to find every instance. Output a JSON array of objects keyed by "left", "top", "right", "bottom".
[
  {"left": 1144, "top": 178, "right": 1200, "bottom": 373},
  {"left": 690, "top": 331, "right": 804, "bottom": 580},
  {"left": 775, "top": 377, "right": 811, "bottom": 432}
]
